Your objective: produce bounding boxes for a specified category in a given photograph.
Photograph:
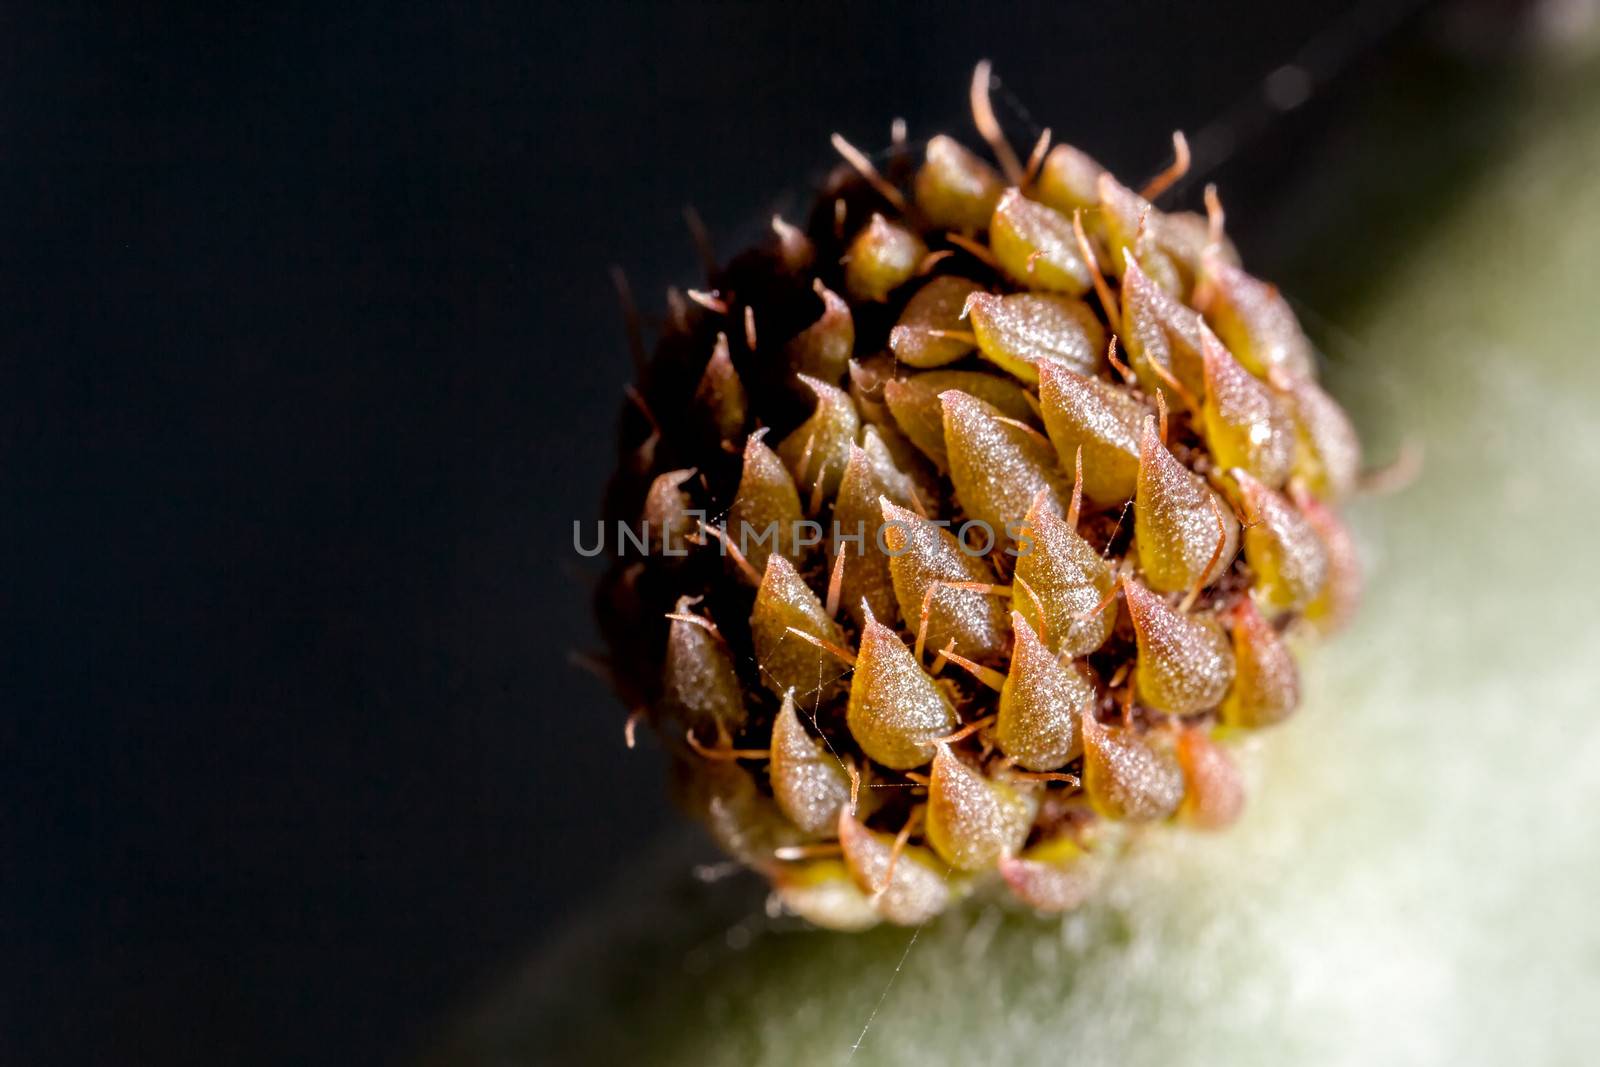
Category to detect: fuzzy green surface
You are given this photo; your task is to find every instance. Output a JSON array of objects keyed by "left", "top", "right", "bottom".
[{"left": 430, "top": 56, "right": 1600, "bottom": 1066}]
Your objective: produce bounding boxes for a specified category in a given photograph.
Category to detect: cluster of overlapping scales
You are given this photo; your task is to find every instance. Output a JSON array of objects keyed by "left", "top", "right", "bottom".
[{"left": 596, "top": 71, "right": 1361, "bottom": 931}]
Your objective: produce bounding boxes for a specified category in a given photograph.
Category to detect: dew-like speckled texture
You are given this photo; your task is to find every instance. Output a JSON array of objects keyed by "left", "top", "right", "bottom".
[
  {"left": 925, "top": 744, "right": 1035, "bottom": 870},
  {"left": 969, "top": 292, "right": 1105, "bottom": 382},
  {"left": 880, "top": 500, "right": 1009, "bottom": 661},
  {"left": 1196, "top": 252, "right": 1315, "bottom": 379},
  {"left": 1124, "top": 576, "right": 1235, "bottom": 715},
  {"left": 1235, "top": 469, "right": 1329, "bottom": 613},
  {"left": 749, "top": 555, "right": 845, "bottom": 700},
  {"left": 769, "top": 693, "right": 853, "bottom": 837},
  {"left": 989, "top": 188, "right": 1093, "bottom": 295},
  {"left": 1121, "top": 251, "right": 1207, "bottom": 402},
  {"left": 661, "top": 595, "right": 747, "bottom": 737},
  {"left": 837, "top": 812, "right": 952, "bottom": 926},
  {"left": 776, "top": 374, "right": 860, "bottom": 498},
  {"left": 997, "top": 612, "right": 1091, "bottom": 771},
  {"left": 727, "top": 431, "right": 804, "bottom": 575},
  {"left": 1037, "top": 362, "right": 1147, "bottom": 505},
  {"left": 1012, "top": 492, "right": 1117, "bottom": 657},
  {"left": 1082, "top": 714, "right": 1185, "bottom": 823},
  {"left": 882, "top": 368, "right": 1034, "bottom": 471},
  {"left": 889, "top": 275, "right": 983, "bottom": 368},
  {"left": 1134, "top": 417, "right": 1240, "bottom": 592},
  {"left": 846, "top": 613, "right": 958, "bottom": 770},
  {"left": 942, "top": 389, "right": 1068, "bottom": 538},
  {"left": 1200, "top": 324, "right": 1295, "bottom": 487}
]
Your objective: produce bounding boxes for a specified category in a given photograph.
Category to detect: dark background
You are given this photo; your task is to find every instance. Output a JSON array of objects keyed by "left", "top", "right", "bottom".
[{"left": 2, "top": 2, "right": 1450, "bottom": 1063}]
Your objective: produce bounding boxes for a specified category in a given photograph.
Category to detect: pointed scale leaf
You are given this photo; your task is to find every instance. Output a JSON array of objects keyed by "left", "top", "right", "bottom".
[
  {"left": 676, "top": 759, "right": 801, "bottom": 866},
  {"left": 941, "top": 389, "right": 1069, "bottom": 541},
  {"left": 967, "top": 291, "right": 1105, "bottom": 384},
  {"left": 1123, "top": 575, "right": 1235, "bottom": 715},
  {"left": 996, "top": 611, "right": 1094, "bottom": 771},
  {"left": 641, "top": 468, "right": 696, "bottom": 558},
  {"left": 1175, "top": 728, "right": 1246, "bottom": 830},
  {"left": 776, "top": 374, "right": 860, "bottom": 500},
  {"left": 1233, "top": 469, "right": 1330, "bottom": 615},
  {"left": 1134, "top": 417, "right": 1239, "bottom": 593},
  {"left": 1037, "top": 362, "right": 1147, "bottom": 507},
  {"left": 988, "top": 188, "right": 1093, "bottom": 295},
  {"left": 846, "top": 609, "right": 959, "bottom": 769},
  {"left": 1285, "top": 375, "right": 1362, "bottom": 502},
  {"left": 1195, "top": 250, "right": 1315, "bottom": 380},
  {"left": 1299, "top": 493, "right": 1363, "bottom": 633},
  {"left": 832, "top": 439, "right": 909, "bottom": 630},
  {"left": 1220, "top": 596, "right": 1301, "bottom": 729},
  {"left": 1200, "top": 324, "right": 1295, "bottom": 488},
  {"left": 769, "top": 691, "right": 853, "bottom": 836},
  {"left": 1098, "top": 173, "right": 1182, "bottom": 295},
  {"left": 771, "top": 859, "right": 880, "bottom": 932},
  {"left": 1081, "top": 712, "right": 1185, "bottom": 823},
  {"left": 727, "top": 430, "right": 805, "bottom": 577},
  {"left": 837, "top": 809, "right": 951, "bottom": 925},
  {"left": 844, "top": 213, "right": 926, "bottom": 303},
  {"left": 1012, "top": 494, "right": 1117, "bottom": 658},
  {"left": 662, "top": 596, "right": 747, "bottom": 738},
  {"left": 784, "top": 280, "right": 854, "bottom": 384},
  {"left": 889, "top": 275, "right": 983, "bottom": 368},
  {"left": 693, "top": 333, "right": 747, "bottom": 441},
  {"left": 1034, "top": 143, "right": 1106, "bottom": 217},
  {"left": 925, "top": 743, "right": 1036, "bottom": 871},
  {"left": 1000, "top": 835, "right": 1099, "bottom": 913},
  {"left": 882, "top": 368, "right": 1035, "bottom": 472},
  {"left": 913, "top": 134, "right": 1004, "bottom": 232},
  {"left": 880, "top": 499, "right": 1009, "bottom": 661},
  {"left": 1120, "top": 251, "right": 1206, "bottom": 404},
  {"left": 749, "top": 555, "right": 848, "bottom": 700}
]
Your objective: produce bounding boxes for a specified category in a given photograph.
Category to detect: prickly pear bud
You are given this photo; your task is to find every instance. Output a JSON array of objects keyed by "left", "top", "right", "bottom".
[
  {"left": 727, "top": 430, "right": 805, "bottom": 576},
  {"left": 844, "top": 213, "right": 926, "bottom": 303},
  {"left": 1199, "top": 324, "right": 1295, "bottom": 488},
  {"left": 942, "top": 389, "right": 1069, "bottom": 539},
  {"left": 880, "top": 499, "right": 1009, "bottom": 661},
  {"left": 750, "top": 555, "right": 847, "bottom": 700},
  {"left": 996, "top": 611, "right": 1093, "bottom": 771},
  {"left": 846, "top": 608, "right": 958, "bottom": 769},
  {"left": 1123, "top": 576, "right": 1235, "bottom": 715},
  {"left": 769, "top": 691, "right": 853, "bottom": 836},
  {"left": 1081, "top": 712, "right": 1185, "bottom": 823},
  {"left": 914, "top": 134, "right": 1004, "bottom": 232},
  {"left": 1036, "top": 362, "right": 1147, "bottom": 507},
  {"left": 1135, "top": 417, "right": 1239, "bottom": 593},
  {"left": 988, "top": 188, "right": 1093, "bottom": 295},
  {"left": 1232, "top": 469, "right": 1329, "bottom": 614},
  {"left": 967, "top": 291, "right": 1105, "bottom": 383},
  {"left": 1220, "top": 596, "right": 1300, "bottom": 729},
  {"left": 924, "top": 743, "right": 1035, "bottom": 870},
  {"left": 889, "top": 275, "right": 983, "bottom": 368}
]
